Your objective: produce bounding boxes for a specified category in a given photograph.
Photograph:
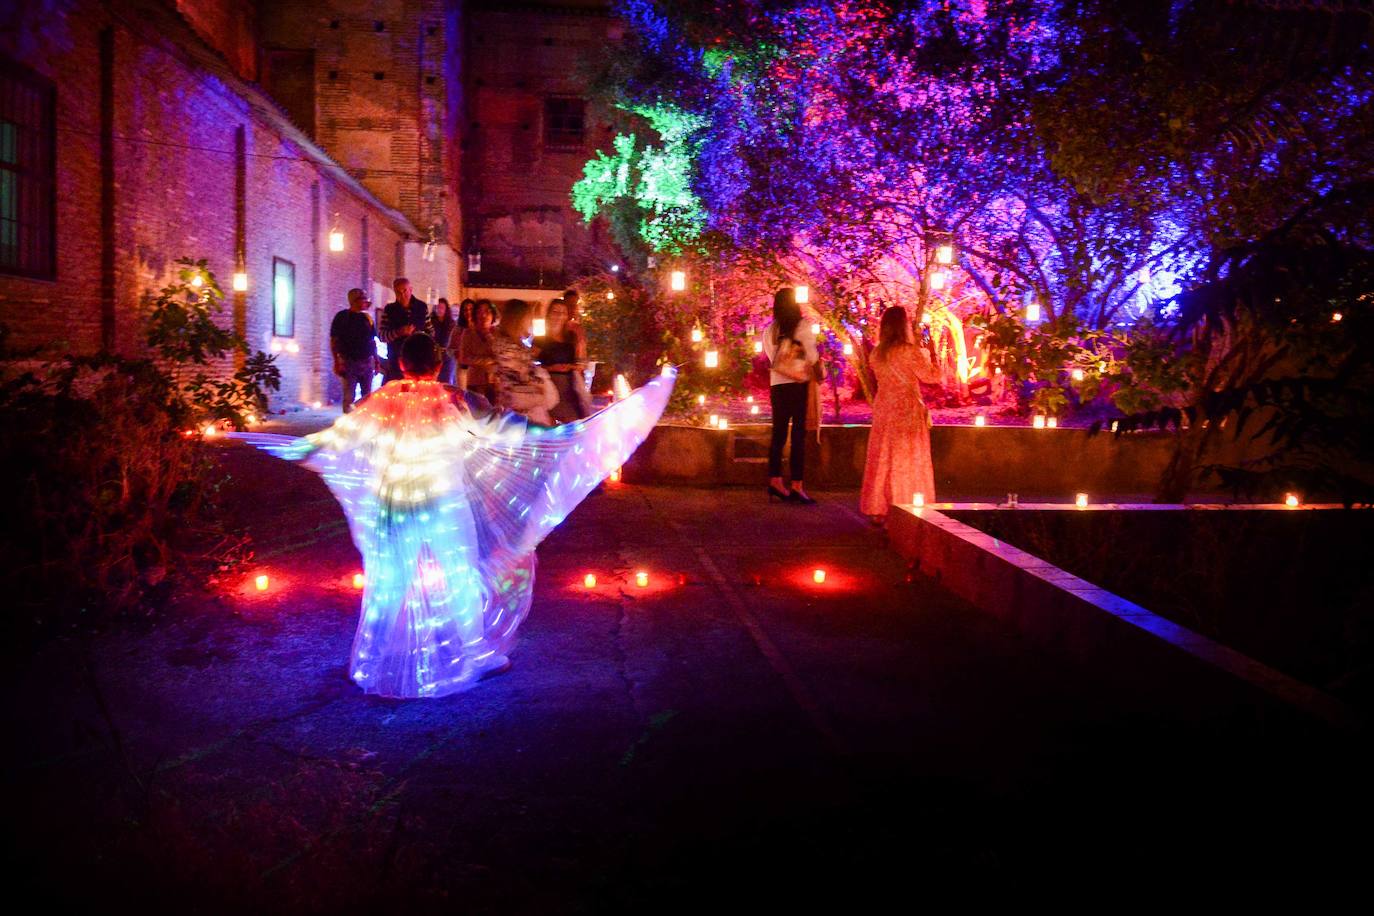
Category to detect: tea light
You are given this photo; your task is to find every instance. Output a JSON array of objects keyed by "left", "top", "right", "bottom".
[
  {"left": 912, "top": 492, "right": 925, "bottom": 507},
  {"left": 352, "top": 572, "right": 365, "bottom": 589},
  {"left": 584, "top": 573, "right": 597, "bottom": 588},
  {"left": 690, "top": 327, "right": 703, "bottom": 343},
  {"left": 974, "top": 414, "right": 986, "bottom": 427},
  {"left": 607, "top": 291, "right": 616, "bottom": 300},
  {"left": 254, "top": 574, "right": 269, "bottom": 591},
  {"left": 704, "top": 350, "right": 719, "bottom": 368},
  {"left": 1284, "top": 493, "right": 1300, "bottom": 508},
  {"left": 1075, "top": 493, "right": 1089, "bottom": 508},
  {"left": 635, "top": 571, "right": 649, "bottom": 588},
  {"left": 813, "top": 568, "right": 826, "bottom": 584},
  {"left": 1047, "top": 417, "right": 1057, "bottom": 428},
  {"left": 1032, "top": 415, "right": 1046, "bottom": 429},
  {"left": 532, "top": 317, "right": 546, "bottom": 337}
]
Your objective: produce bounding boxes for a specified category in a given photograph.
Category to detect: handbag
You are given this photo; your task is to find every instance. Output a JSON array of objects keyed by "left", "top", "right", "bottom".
[{"left": 771, "top": 336, "right": 811, "bottom": 382}]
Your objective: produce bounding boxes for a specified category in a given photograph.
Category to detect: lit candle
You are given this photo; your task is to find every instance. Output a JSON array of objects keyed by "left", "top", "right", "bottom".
[
  {"left": 912, "top": 492, "right": 924, "bottom": 507},
  {"left": 704, "top": 350, "right": 719, "bottom": 368},
  {"left": 635, "top": 571, "right": 649, "bottom": 588},
  {"left": 1032, "top": 415, "right": 1046, "bottom": 429},
  {"left": 329, "top": 229, "right": 345, "bottom": 252},
  {"left": 1284, "top": 493, "right": 1300, "bottom": 508},
  {"left": 190, "top": 274, "right": 204, "bottom": 288},
  {"left": 352, "top": 572, "right": 365, "bottom": 589},
  {"left": 532, "top": 317, "right": 547, "bottom": 337},
  {"left": 584, "top": 573, "right": 597, "bottom": 588},
  {"left": 690, "top": 327, "right": 703, "bottom": 343},
  {"left": 974, "top": 414, "right": 986, "bottom": 427},
  {"left": 813, "top": 568, "right": 826, "bottom": 584},
  {"left": 607, "top": 291, "right": 616, "bottom": 300},
  {"left": 1075, "top": 493, "right": 1088, "bottom": 508},
  {"left": 1332, "top": 312, "right": 1342, "bottom": 322},
  {"left": 232, "top": 271, "right": 248, "bottom": 292},
  {"left": 255, "top": 574, "right": 269, "bottom": 591},
  {"left": 670, "top": 270, "right": 686, "bottom": 291},
  {"left": 1071, "top": 368, "right": 1084, "bottom": 381},
  {"left": 203, "top": 424, "right": 217, "bottom": 438},
  {"left": 795, "top": 285, "right": 810, "bottom": 304}
]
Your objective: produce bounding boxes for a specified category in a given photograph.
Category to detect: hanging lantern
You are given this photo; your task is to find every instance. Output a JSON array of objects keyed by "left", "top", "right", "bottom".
[
  {"left": 795, "top": 285, "right": 810, "bottom": 304},
  {"left": 690, "top": 327, "right": 703, "bottom": 343},
  {"left": 607, "top": 291, "right": 616, "bottom": 300},
  {"left": 1025, "top": 301, "right": 1041, "bottom": 322},
  {"left": 704, "top": 350, "right": 719, "bottom": 368},
  {"left": 467, "top": 250, "right": 482, "bottom": 272},
  {"left": 329, "top": 228, "right": 345, "bottom": 252},
  {"left": 670, "top": 270, "right": 686, "bottom": 291},
  {"left": 232, "top": 271, "right": 249, "bottom": 292},
  {"left": 930, "top": 270, "right": 947, "bottom": 290},
  {"left": 532, "top": 317, "right": 547, "bottom": 337},
  {"left": 190, "top": 273, "right": 204, "bottom": 288},
  {"left": 842, "top": 342, "right": 854, "bottom": 356},
  {"left": 936, "top": 244, "right": 954, "bottom": 265}
]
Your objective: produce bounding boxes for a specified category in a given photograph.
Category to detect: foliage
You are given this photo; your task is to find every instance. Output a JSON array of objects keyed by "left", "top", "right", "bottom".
[{"left": 0, "top": 260, "right": 279, "bottom": 630}]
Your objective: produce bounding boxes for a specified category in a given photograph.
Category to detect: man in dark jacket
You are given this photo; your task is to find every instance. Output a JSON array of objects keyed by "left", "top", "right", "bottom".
[
  {"left": 331, "top": 288, "right": 378, "bottom": 412},
  {"left": 379, "top": 277, "right": 429, "bottom": 381}
]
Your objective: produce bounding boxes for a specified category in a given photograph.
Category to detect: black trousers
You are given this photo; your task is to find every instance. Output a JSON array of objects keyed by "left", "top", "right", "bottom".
[{"left": 769, "top": 382, "right": 808, "bottom": 480}]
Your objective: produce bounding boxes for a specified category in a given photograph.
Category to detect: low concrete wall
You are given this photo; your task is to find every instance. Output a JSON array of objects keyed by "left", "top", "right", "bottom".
[
  {"left": 885, "top": 505, "right": 1359, "bottom": 730},
  {"left": 623, "top": 423, "right": 1188, "bottom": 496}
]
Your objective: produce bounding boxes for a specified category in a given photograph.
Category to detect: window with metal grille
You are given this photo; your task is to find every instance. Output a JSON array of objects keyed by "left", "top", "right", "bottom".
[
  {"left": 273, "top": 257, "right": 295, "bottom": 338},
  {"left": 544, "top": 97, "right": 585, "bottom": 150},
  {"left": 0, "top": 58, "right": 56, "bottom": 279}
]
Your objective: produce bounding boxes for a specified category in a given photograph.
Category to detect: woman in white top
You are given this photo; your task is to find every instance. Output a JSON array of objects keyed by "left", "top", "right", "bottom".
[{"left": 761, "top": 287, "right": 819, "bottom": 504}]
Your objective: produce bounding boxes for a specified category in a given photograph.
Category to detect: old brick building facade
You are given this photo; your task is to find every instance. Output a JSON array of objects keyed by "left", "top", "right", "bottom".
[
  {"left": 0, "top": 0, "right": 462, "bottom": 408},
  {"left": 461, "top": 0, "right": 617, "bottom": 292}
]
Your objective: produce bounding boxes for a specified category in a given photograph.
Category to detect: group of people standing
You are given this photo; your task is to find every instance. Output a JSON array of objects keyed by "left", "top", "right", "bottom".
[
  {"left": 762, "top": 287, "right": 940, "bottom": 525},
  {"left": 329, "top": 279, "right": 591, "bottom": 427}
]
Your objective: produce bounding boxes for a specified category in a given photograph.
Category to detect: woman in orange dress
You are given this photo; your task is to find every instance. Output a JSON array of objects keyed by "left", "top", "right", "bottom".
[{"left": 860, "top": 306, "right": 942, "bottom": 525}]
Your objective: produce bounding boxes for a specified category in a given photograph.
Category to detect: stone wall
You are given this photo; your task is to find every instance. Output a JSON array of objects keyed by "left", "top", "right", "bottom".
[{"left": 0, "top": 0, "right": 432, "bottom": 409}]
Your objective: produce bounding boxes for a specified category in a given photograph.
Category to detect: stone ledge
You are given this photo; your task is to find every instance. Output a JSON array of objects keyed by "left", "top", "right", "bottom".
[{"left": 886, "top": 505, "right": 1362, "bottom": 732}]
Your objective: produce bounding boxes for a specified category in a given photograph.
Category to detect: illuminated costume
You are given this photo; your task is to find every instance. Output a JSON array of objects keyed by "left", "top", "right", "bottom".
[{"left": 233, "top": 370, "right": 674, "bottom": 697}]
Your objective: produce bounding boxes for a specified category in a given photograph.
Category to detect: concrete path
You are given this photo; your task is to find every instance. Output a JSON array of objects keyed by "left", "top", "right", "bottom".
[{"left": 6, "top": 440, "right": 1368, "bottom": 909}]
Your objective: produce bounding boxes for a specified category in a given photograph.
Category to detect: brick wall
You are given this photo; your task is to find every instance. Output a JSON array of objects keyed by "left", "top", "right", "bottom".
[
  {"left": 0, "top": 0, "right": 433, "bottom": 410},
  {"left": 462, "top": 1, "right": 618, "bottom": 288}
]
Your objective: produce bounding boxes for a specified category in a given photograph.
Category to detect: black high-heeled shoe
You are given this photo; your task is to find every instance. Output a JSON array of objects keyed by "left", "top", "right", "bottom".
[
  {"left": 790, "top": 489, "right": 817, "bottom": 505},
  {"left": 767, "top": 483, "right": 792, "bottom": 502}
]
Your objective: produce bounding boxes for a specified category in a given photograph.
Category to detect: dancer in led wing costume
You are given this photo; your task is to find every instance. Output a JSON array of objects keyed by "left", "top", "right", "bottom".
[{"left": 233, "top": 335, "right": 675, "bottom": 698}]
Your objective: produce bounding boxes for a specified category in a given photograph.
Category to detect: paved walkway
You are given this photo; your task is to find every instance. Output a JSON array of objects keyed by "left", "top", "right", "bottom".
[{"left": 6, "top": 441, "right": 1368, "bottom": 908}]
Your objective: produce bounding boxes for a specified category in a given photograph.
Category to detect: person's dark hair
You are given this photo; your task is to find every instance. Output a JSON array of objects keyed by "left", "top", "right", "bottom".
[
  {"left": 400, "top": 333, "right": 442, "bottom": 376},
  {"left": 458, "top": 297, "right": 476, "bottom": 328},
  {"left": 563, "top": 288, "right": 578, "bottom": 299},
  {"left": 500, "top": 298, "right": 533, "bottom": 335},
  {"left": 772, "top": 287, "right": 801, "bottom": 341},
  {"left": 433, "top": 298, "right": 451, "bottom": 320},
  {"left": 873, "top": 306, "right": 912, "bottom": 364},
  {"left": 474, "top": 299, "right": 497, "bottom": 324}
]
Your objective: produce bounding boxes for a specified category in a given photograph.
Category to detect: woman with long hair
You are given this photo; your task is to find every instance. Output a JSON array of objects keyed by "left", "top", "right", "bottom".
[
  {"left": 452, "top": 298, "right": 476, "bottom": 389},
  {"left": 491, "top": 298, "right": 557, "bottom": 425},
  {"left": 860, "top": 306, "right": 942, "bottom": 525},
  {"left": 761, "top": 287, "right": 819, "bottom": 504},
  {"left": 459, "top": 299, "right": 499, "bottom": 402},
  {"left": 536, "top": 298, "right": 590, "bottom": 423},
  {"left": 431, "top": 298, "right": 457, "bottom": 385}
]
